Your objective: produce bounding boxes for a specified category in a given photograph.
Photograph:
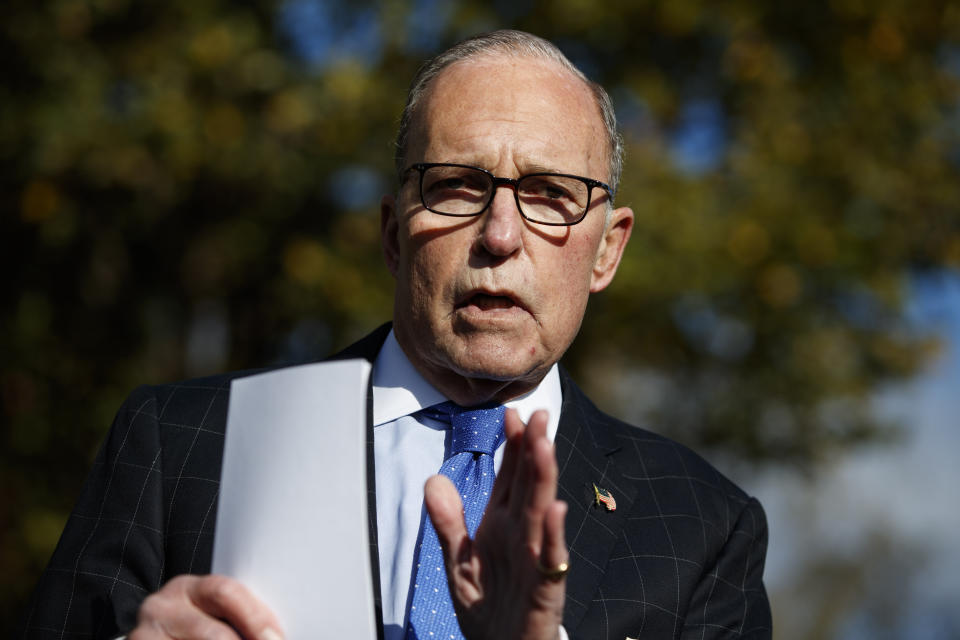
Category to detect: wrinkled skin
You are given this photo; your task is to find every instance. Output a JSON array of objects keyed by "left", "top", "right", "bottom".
[{"left": 381, "top": 53, "right": 633, "bottom": 408}]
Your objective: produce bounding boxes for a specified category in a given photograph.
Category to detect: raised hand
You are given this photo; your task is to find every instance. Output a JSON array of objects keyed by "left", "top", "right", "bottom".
[{"left": 424, "top": 408, "right": 568, "bottom": 640}]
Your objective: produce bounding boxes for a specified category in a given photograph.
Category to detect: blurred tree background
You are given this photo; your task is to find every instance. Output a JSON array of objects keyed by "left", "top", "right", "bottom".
[{"left": 2, "top": 0, "right": 958, "bottom": 635}]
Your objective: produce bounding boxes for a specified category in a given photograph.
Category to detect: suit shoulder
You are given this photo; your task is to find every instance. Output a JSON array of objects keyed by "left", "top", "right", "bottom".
[
  {"left": 118, "top": 367, "right": 267, "bottom": 438},
  {"left": 613, "top": 415, "right": 751, "bottom": 504},
  {"left": 122, "top": 322, "right": 389, "bottom": 411},
  {"left": 561, "top": 371, "right": 754, "bottom": 507}
]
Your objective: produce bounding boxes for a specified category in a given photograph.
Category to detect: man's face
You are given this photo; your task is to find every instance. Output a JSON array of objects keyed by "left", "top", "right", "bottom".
[{"left": 381, "top": 54, "right": 633, "bottom": 404}]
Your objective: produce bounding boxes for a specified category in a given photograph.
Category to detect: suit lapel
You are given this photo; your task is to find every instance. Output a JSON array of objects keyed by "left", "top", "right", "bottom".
[{"left": 554, "top": 368, "right": 640, "bottom": 634}]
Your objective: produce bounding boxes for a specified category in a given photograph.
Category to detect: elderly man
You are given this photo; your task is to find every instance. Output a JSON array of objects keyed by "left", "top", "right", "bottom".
[{"left": 22, "top": 30, "right": 771, "bottom": 640}]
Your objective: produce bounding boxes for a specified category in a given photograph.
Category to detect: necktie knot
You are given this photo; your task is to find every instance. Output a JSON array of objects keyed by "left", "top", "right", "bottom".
[{"left": 421, "top": 402, "right": 505, "bottom": 456}]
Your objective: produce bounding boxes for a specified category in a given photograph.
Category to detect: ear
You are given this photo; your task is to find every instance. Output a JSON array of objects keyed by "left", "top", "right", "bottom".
[
  {"left": 589, "top": 205, "right": 633, "bottom": 293},
  {"left": 381, "top": 193, "right": 400, "bottom": 278}
]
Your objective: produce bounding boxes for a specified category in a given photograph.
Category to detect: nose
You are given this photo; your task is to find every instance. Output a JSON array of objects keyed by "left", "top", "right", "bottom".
[{"left": 477, "top": 184, "right": 523, "bottom": 257}]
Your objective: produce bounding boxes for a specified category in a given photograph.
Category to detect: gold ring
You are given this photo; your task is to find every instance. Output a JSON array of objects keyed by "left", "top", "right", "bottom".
[{"left": 536, "top": 559, "right": 570, "bottom": 581}]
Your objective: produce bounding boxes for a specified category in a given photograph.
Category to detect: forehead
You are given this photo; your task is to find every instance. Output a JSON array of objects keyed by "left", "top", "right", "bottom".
[{"left": 410, "top": 54, "right": 608, "bottom": 177}]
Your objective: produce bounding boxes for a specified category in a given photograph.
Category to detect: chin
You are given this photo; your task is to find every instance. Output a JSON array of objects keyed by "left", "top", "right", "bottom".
[{"left": 444, "top": 335, "right": 547, "bottom": 383}]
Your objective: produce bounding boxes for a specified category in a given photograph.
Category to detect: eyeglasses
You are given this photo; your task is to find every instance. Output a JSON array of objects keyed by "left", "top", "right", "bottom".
[{"left": 405, "top": 163, "right": 612, "bottom": 227}]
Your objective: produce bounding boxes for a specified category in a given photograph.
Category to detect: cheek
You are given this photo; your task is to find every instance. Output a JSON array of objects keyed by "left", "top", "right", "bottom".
[
  {"left": 548, "top": 238, "right": 599, "bottom": 295},
  {"left": 407, "top": 242, "right": 453, "bottom": 305},
  {"left": 535, "top": 237, "right": 598, "bottom": 337}
]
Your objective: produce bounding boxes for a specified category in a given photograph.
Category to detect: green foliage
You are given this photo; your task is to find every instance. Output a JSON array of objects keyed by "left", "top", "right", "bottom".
[
  {"left": 2, "top": 0, "right": 958, "bottom": 631},
  {"left": 556, "top": 0, "right": 960, "bottom": 463}
]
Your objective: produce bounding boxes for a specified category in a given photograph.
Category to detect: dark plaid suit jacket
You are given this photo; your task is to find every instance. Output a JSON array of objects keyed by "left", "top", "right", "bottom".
[{"left": 20, "top": 324, "right": 771, "bottom": 639}]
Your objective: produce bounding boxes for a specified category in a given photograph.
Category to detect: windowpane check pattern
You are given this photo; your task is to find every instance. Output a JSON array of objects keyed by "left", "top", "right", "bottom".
[{"left": 19, "top": 325, "right": 770, "bottom": 640}]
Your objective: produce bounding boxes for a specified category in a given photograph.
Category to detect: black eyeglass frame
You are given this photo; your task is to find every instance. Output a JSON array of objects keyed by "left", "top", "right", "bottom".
[{"left": 404, "top": 162, "right": 614, "bottom": 227}]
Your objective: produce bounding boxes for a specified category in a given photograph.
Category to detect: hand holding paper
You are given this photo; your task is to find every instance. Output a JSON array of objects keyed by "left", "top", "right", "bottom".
[
  {"left": 212, "top": 360, "right": 376, "bottom": 640},
  {"left": 125, "top": 360, "right": 374, "bottom": 640},
  {"left": 129, "top": 574, "right": 282, "bottom": 640}
]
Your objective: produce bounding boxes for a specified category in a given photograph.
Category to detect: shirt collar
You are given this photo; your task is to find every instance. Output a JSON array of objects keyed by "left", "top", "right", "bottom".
[{"left": 372, "top": 329, "right": 562, "bottom": 441}]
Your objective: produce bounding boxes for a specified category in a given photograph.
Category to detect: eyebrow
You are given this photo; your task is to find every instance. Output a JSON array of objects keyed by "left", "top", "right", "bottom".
[
  {"left": 456, "top": 160, "right": 566, "bottom": 175},
  {"left": 521, "top": 163, "right": 565, "bottom": 175},
  {"left": 431, "top": 157, "right": 569, "bottom": 176}
]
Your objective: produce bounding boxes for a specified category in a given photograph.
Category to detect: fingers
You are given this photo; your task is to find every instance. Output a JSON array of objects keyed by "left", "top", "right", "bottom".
[
  {"left": 524, "top": 413, "right": 557, "bottom": 513},
  {"left": 189, "top": 575, "right": 283, "bottom": 640},
  {"left": 424, "top": 474, "right": 470, "bottom": 564},
  {"left": 503, "top": 409, "right": 547, "bottom": 510},
  {"left": 488, "top": 408, "right": 525, "bottom": 507},
  {"left": 486, "top": 409, "right": 564, "bottom": 563},
  {"left": 540, "top": 500, "right": 569, "bottom": 575},
  {"left": 424, "top": 474, "right": 483, "bottom": 604},
  {"left": 131, "top": 574, "right": 283, "bottom": 640},
  {"left": 505, "top": 411, "right": 557, "bottom": 548}
]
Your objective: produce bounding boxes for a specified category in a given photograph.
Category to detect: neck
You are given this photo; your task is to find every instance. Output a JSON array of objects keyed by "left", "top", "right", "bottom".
[
  {"left": 393, "top": 339, "right": 547, "bottom": 407},
  {"left": 427, "top": 372, "right": 541, "bottom": 407}
]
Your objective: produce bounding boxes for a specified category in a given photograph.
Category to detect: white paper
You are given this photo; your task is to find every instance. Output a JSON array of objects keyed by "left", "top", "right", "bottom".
[{"left": 213, "top": 359, "right": 376, "bottom": 640}]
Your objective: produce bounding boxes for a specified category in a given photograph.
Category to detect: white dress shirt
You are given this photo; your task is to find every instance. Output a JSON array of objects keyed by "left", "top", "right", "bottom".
[{"left": 372, "top": 329, "right": 562, "bottom": 639}]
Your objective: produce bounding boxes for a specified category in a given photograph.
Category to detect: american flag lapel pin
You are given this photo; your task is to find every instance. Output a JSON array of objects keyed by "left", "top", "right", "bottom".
[{"left": 592, "top": 483, "right": 617, "bottom": 511}]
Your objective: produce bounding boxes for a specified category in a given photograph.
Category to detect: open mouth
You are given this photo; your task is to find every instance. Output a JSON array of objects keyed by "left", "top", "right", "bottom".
[{"left": 457, "top": 292, "right": 520, "bottom": 311}]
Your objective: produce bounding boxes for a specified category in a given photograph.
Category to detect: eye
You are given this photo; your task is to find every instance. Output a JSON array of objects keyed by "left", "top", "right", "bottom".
[
  {"left": 438, "top": 177, "right": 466, "bottom": 190},
  {"left": 543, "top": 184, "right": 569, "bottom": 200},
  {"left": 420, "top": 165, "right": 492, "bottom": 214},
  {"left": 520, "top": 176, "right": 575, "bottom": 202},
  {"left": 423, "top": 167, "right": 487, "bottom": 196}
]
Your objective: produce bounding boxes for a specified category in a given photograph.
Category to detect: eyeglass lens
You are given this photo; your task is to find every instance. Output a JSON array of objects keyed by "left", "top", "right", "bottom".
[{"left": 420, "top": 165, "right": 590, "bottom": 225}]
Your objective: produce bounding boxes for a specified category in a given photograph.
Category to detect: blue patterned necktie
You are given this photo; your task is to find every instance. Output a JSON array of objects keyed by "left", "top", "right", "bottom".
[{"left": 405, "top": 402, "right": 506, "bottom": 640}]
